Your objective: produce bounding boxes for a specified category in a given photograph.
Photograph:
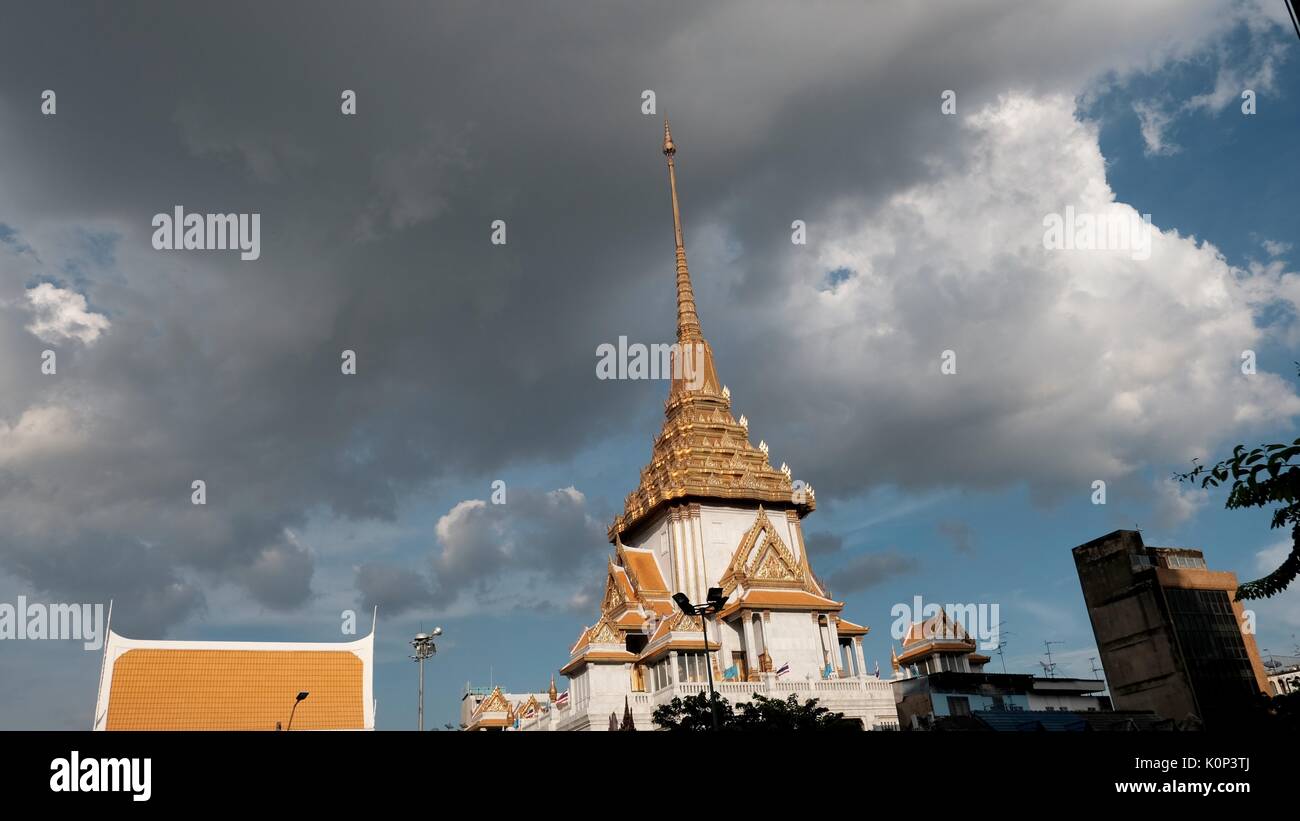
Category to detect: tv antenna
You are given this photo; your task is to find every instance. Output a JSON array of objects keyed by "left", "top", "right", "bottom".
[
  {"left": 1040, "top": 639, "right": 1064, "bottom": 678},
  {"left": 992, "top": 621, "right": 1013, "bottom": 674}
]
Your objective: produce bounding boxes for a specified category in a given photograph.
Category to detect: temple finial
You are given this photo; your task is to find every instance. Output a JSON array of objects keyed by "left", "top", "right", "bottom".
[{"left": 662, "top": 117, "right": 703, "bottom": 343}]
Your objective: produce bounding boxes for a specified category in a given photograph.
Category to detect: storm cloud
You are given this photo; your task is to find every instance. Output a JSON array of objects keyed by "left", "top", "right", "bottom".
[{"left": 0, "top": 0, "right": 1295, "bottom": 639}]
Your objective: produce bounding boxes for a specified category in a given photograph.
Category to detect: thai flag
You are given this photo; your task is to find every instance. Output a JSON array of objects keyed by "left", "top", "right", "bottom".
[
  {"left": 874, "top": 660, "right": 881, "bottom": 678},
  {"left": 775, "top": 662, "right": 790, "bottom": 678},
  {"left": 556, "top": 691, "right": 570, "bottom": 707}
]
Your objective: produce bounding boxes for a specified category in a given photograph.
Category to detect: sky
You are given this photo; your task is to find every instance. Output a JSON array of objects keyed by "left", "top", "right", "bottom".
[{"left": 0, "top": 0, "right": 1298, "bottom": 729}]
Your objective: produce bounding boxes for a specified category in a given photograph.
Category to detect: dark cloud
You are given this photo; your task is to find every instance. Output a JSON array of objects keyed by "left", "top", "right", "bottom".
[
  {"left": 827, "top": 551, "right": 919, "bottom": 595},
  {"left": 355, "top": 561, "right": 432, "bottom": 618},
  {"left": 426, "top": 487, "right": 608, "bottom": 613},
  {"left": 238, "top": 537, "right": 314, "bottom": 611},
  {"left": 804, "top": 531, "right": 843, "bottom": 557},
  {"left": 0, "top": 0, "right": 1283, "bottom": 637},
  {"left": 937, "top": 520, "right": 975, "bottom": 555}
]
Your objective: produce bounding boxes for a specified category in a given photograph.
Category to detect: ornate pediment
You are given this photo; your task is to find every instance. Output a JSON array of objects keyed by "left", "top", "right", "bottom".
[
  {"left": 516, "top": 694, "right": 541, "bottom": 719},
  {"left": 587, "top": 615, "right": 624, "bottom": 645},
  {"left": 669, "top": 611, "right": 704, "bottom": 633},
  {"left": 602, "top": 572, "right": 626, "bottom": 613},
  {"left": 476, "top": 687, "right": 511, "bottom": 716},
  {"left": 721, "top": 507, "right": 808, "bottom": 593}
]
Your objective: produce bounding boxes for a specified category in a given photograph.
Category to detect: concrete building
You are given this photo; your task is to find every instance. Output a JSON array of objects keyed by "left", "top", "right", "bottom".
[
  {"left": 890, "top": 610, "right": 1111, "bottom": 729},
  {"left": 1072, "top": 529, "right": 1270, "bottom": 728}
]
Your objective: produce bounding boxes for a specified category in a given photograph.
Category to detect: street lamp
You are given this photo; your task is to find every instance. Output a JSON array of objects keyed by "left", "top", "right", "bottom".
[
  {"left": 673, "top": 587, "right": 727, "bottom": 730},
  {"left": 285, "top": 691, "right": 309, "bottom": 731},
  {"left": 411, "top": 627, "right": 443, "bottom": 732}
]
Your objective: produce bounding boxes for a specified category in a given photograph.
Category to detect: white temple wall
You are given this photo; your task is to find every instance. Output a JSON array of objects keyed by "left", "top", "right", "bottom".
[
  {"left": 625, "top": 503, "right": 806, "bottom": 600},
  {"left": 762, "top": 611, "right": 832, "bottom": 677}
]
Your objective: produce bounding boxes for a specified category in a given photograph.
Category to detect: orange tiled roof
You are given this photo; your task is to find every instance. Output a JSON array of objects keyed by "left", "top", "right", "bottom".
[
  {"left": 896, "top": 640, "right": 978, "bottom": 666},
  {"left": 559, "top": 649, "right": 637, "bottom": 676},
  {"left": 638, "top": 636, "right": 719, "bottom": 664},
  {"left": 94, "top": 629, "right": 374, "bottom": 731},
  {"left": 834, "top": 616, "right": 870, "bottom": 637},
  {"left": 902, "top": 611, "right": 971, "bottom": 647},
  {"left": 718, "top": 589, "right": 842, "bottom": 619},
  {"left": 106, "top": 649, "right": 363, "bottom": 731},
  {"left": 614, "top": 610, "right": 647, "bottom": 630},
  {"left": 620, "top": 545, "right": 670, "bottom": 596}
]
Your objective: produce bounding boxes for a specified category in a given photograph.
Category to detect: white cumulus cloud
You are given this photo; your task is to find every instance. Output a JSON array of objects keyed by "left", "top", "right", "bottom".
[{"left": 23, "top": 283, "right": 110, "bottom": 345}]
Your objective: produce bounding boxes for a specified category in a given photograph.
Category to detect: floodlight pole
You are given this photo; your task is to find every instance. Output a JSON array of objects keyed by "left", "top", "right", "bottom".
[
  {"left": 411, "top": 628, "right": 443, "bottom": 732},
  {"left": 700, "top": 611, "right": 719, "bottom": 731},
  {"left": 675, "top": 589, "right": 725, "bottom": 731}
]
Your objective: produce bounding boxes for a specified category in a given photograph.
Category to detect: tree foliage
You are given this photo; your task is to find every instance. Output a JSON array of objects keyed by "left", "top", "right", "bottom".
[
  {"left": 651, "top": 691, "right": 853, "bottom": 731},
  {"left": 1176, "top": 438, "right": 1300, "bottom": 599},
  {"left": 650, "top": 692, "right": 735, "bottom": 731}
]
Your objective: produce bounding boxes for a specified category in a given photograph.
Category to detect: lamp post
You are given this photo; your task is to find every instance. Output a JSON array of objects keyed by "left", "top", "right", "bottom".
[
  {"left": 672, "top": 587, "right": 727, "bottom": 730},
  {"left": 411, "top": 627, "right": 443, "bottom": 732},
  {"left": 285, "top": 691, "right": 309, "bottom": 731}
]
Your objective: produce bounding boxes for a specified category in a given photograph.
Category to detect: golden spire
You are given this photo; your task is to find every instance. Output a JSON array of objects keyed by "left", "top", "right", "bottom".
[
  {"left": 663, "top": 117, "right": 703, "bottom": 344},
  {"left": 548, "top": 674, "right": 558, "bottom": 702},
  {"left": 605, "top": 120, "right": 810, "bottom": 542}
]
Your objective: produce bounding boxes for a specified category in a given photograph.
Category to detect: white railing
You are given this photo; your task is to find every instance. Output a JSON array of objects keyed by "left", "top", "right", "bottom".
[{"left": 654, "top": 676, "right": 891, "bottom": 706}]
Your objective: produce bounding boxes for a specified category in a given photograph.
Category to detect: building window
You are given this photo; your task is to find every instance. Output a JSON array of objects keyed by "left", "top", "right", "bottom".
[
  {"left": 947, "top": 696, "right": 971, "bottom": 717},
  {"left": 1165, "top": 587, "right": 1260, "bottom": 720},
  {"left": 649, "top": 659, "right": 672, "bottom": 692},
  {"left": 676, "top": 651, "right": 709, "bottom": 684}
]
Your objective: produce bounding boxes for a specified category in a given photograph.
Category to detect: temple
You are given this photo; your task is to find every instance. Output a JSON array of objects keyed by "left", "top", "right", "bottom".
[{"left": 506, "top": 121, "right": 898, "bottom": 731}]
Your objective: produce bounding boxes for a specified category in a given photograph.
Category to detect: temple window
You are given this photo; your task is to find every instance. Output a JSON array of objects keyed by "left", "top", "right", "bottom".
[
  {"left": 649, "top": 658, "right": 672, "bottom": 691},
  {"left": 676, "top": 651, "right": 709, "bottom": 683}
]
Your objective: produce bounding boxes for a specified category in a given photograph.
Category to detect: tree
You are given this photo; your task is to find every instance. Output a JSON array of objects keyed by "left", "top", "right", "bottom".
[
  {"left": 651, "top": 691, "right": 852, "bottom": 731},
  {"left": 651, "top": 692, "right": 734, "bottom": 731},
  {"left": 1176, "top": 439, "right": 1300, "bottom": 599},
  {"left": 733, "top": 693, "right": 850, "bottom": 730}
]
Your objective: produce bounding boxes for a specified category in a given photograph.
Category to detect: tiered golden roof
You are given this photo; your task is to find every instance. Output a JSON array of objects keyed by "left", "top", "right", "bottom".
[{"left": 609, "top": 119, "right": 813, "bottom": 540}]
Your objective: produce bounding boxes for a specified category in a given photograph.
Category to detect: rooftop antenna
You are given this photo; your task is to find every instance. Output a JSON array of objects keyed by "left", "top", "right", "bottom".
[
  {"left": 992, "top": 621, "right": 1013, "bottom": 674},
  {"left": 1040, "top": 640, "right": 1064, "bottom": 678},
  {"left": 1089, "top": 656, "right": 1105, "bottom": 681}
]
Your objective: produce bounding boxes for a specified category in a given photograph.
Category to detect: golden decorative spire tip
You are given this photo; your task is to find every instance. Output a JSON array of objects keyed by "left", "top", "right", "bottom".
[{"left": 662, "top": 118, "right": 703, "bottom": 345}]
